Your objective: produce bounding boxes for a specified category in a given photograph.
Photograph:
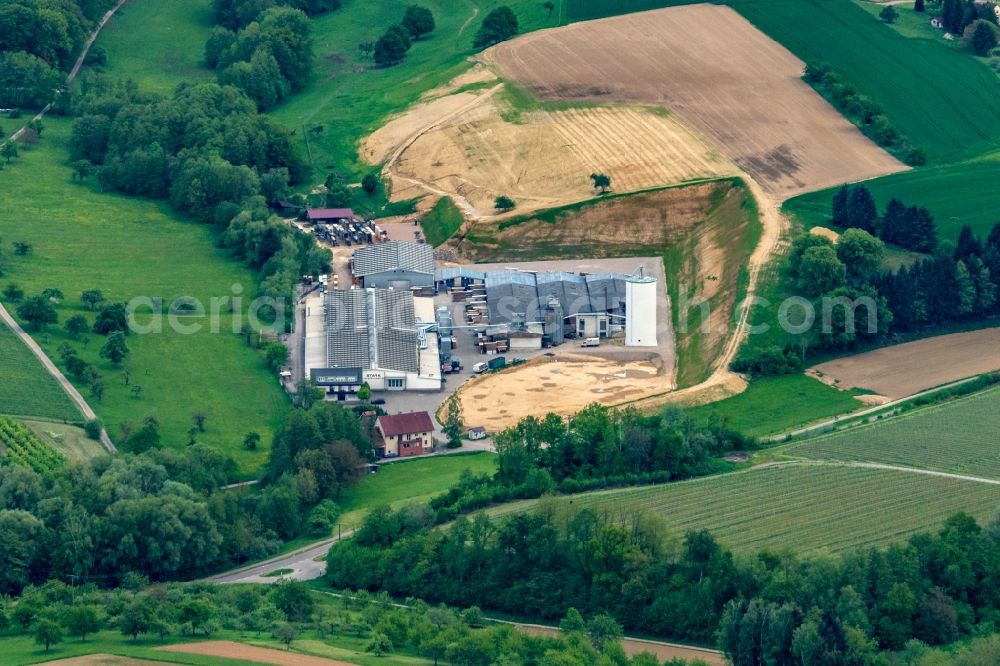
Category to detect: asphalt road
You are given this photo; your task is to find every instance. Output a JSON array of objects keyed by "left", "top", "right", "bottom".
[{"left": 203, "top": 530, "right": 353, "bottom": 584}]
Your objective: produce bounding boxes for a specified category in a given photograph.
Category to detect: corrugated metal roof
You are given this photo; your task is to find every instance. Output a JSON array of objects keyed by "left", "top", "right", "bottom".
[{"left": 353, "top": 241, "right": 435, "bottom": 277}]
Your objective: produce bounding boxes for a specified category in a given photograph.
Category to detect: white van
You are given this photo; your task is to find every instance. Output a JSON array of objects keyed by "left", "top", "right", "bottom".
[
  {"left": 581, "top": 337, "right": 600, "bottom": 348},
  {"left": 472, "top": 362, "right": 489, "bottom": 374}
]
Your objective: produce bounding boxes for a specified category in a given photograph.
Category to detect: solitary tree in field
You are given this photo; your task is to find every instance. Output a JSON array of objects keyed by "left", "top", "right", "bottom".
[
  {"left": 244, "top": 431, "right": 261, "bottom": 450},
  {"left": 474, "top": 6, "right": 519, "bottom": 48},
  {"left": 1, "top": 141, "right": 17, "bottom": 163},
  {"left": 590, "top": 172, "right": 611, "bottom": 194},
  {"left": 494, "top": 195, "right": 516, "bottom": 212},
  {"left": 12, "top": 240, "right": 31, "bottom": 255},
  {"left": 971, "top": 20, "right": 998, "bottom": 55},
  {"left": 402, "top": 6, "right": 435, "bottom": 40},
  {"left": 32, "top": 618, "right": 62, "bottom": 652},
  {"left": 543, "top": 1, "right": 556, "bottom": 17},
  {"left": 3, "top": 283, "right": 24, "bottom": 302},
  {"left": 100, "top": 330, "right": 130, "bottom": 365},
  {"left": 275, "top": 623, "right": 297, "bottom": 649},
  {"left": 42, "top": 287, "right": 63, "bottom": 302},
  {"left": 374, "top": 30, "right": 409, "bottom": 66},
  {"left": 81, "top": 289, "right": 105, "bottom": 310},
  {"left": 65, "top": 314, "right": 89, "bottom": 339},
  {"left": 17, "top": 295, "right": 58, "bottom": 331},
  {"left": 63, "top": 605, "right": 101, "bottom": 642},
  {"left": 362, "top": 172, "right": 379, "bottom": 195},
  {"left": 366, "top": 631, "right": 393, "bottom": 656},
  {"left": 192, "top": 410, "right": 208, "bottom": 432},
  {"left": 879, "top": 5, "right": 899, "bottom": 22}
]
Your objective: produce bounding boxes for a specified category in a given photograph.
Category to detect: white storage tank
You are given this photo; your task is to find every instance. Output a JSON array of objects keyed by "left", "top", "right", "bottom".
[{"left": 625, "top": 275, "right": 657, "bottom": 347}]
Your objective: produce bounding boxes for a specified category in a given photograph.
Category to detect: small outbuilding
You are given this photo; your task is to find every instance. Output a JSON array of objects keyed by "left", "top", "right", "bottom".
[
  {"left": 307, "top": 207, "right": 355, "bottom": 224},
  {"left": 468, "top": 426, "right": 487, "bottom": 440}
]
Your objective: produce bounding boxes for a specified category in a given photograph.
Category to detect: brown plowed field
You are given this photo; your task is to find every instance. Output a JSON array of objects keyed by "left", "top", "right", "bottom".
[
  {"left": 486, "top": 4, "right": 906, "bottom": 196},
  {"left": 159, "top": 641, "right": 356, "bottom": 665},
  {"left": 810, "top": 328, "right": 1000, "bottom": 399},
  {"left": 382, "top": 94, "right": 733, "bottom": 215}
]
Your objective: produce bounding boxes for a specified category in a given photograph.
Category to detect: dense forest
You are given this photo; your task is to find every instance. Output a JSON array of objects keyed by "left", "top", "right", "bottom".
[
  {"left": 429, "top": 404, "right": 754, "bottom": 520},
  {"left": 0, "top": 401, "right": 372, "bottom": 593},
  {"left": 328, "top": 503, "right": 1000, "bottom": 665},
  {"left": 735, "top": 190, "right": 1000, "bottom": 376},
  {"left": 0, "top": 0, "right": 116, "bottom": 109}
]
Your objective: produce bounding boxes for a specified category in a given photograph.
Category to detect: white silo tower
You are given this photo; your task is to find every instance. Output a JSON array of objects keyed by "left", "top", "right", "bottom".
[{"left": 625, "top": 271, "right": 657, "bottom": 347}]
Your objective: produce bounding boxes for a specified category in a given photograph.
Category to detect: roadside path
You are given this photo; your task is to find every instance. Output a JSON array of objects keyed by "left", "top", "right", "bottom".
[
  {"left": 794, "top": 459, "right": 1000, "bottom": 486},
  {"left": 767, "top": 375, "right": 983, "bottom": 443},
  {"left": 0, "top": 304, "right": 116, "bottom": 452},
  {"left": 3, "top": 0, "right": 127, "bottom": 146}
]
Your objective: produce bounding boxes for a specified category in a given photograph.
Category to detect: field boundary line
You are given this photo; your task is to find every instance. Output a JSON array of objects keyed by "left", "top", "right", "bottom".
[
  {"left": 793, "top": 460, "right": 1000, "bottom": 486},
  {"left": 769, "top": 375, "right": 988, "bottom": 443},
  {"left": 0, "top": 306, "right": 116, "bottom": 452}
]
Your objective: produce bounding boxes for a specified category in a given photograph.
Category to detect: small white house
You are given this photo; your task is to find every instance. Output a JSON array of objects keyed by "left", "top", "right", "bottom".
[{"left": 468, "top": 426, "right": 487, "bottom": 440}]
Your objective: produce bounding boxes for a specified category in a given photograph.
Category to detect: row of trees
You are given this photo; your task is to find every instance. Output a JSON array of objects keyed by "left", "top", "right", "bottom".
[
  {"left": 328, "top": 503, "right": 1000, "bottom": 662},
  {"left": 205, "top": 7, "right": 314, "bottom": 110},
  {"left": 733, "top": 188, "right": 1000, "bottom": 376},
  {"left": 803, "top": 62, "right": 926, "bottom": 166},
  {"left": 429, "top": 403, "right": 753, "bottom": 520},
  {"left": 4, "top": 579, "right": 697, "bottom": 666},
  {"left": 212, "top": 0, "right": 341, "bottom": 30}
]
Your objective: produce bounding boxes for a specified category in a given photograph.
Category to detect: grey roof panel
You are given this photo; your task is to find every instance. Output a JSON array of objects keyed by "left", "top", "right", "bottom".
[{"left": 353, "top": 241, "right": 435, "bottom": 278}]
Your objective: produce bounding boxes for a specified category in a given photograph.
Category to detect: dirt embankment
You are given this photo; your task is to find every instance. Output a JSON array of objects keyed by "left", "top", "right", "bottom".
[{"left": 448, "top": 181, "right": 730, "bottom": 263}]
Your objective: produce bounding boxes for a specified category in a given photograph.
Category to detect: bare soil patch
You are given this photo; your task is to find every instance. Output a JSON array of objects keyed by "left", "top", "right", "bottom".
[
  {"left": 486, "top": 4, "right": 906, "bottom": 196},
  {"left": 383, "top": 94, "right": 734, "bottom": 215},
  {"left": 159, "top": 640, "right": 357, "bottom": 665},
  {"left": 40, "top": 657, "right": 160, "bottom": 666},
  {"left": 810, "top": 328, "right": 1000, "bottom": 399},
  {"left": 457, "top": 353, "right": 671, "bottom": 431},
  {"left": 810, "top": 226, "right": 840, "bottom": 243}
]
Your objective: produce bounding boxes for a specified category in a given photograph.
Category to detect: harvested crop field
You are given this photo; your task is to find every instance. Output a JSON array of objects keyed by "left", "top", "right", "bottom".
[
  {"left": 486, "top": 4, "right": 906, "bottom": 196},
  {"left": 458, "top": 353, "right": 671, "bottom": 432},
  {"left": 810, "top": 328, "right": 1000, "bottom": 399},
  {"left": 159, "top": 640, "right": 356, "bottom": 665},
  {"left": 380, "top": 91, "right": 734, "bottom": 215}
]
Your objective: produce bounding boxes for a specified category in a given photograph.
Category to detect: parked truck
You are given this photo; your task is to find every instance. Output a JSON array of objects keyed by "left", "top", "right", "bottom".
[{"left": 488, "top": 356, "right": 507, "bottom": 370}]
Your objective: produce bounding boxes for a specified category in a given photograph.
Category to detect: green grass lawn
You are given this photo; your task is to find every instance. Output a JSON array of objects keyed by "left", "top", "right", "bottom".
[
  {"left": 687, "top": 374, "right": 864, "bottom": 438},
  {"left": 784, "top": 154, "right": 1000, "bottom": 241},
  {"left": 0, "top": 318, "right": 82, "bottom": 421},
  {"left": 338, "top": 452, "right": 496, "bottom": 527},
  {"left": 92, "top": 0, "right": 216, "bottom": 94},
  {"left": 491, "top": 463, "right": 1000, "bottom": 554},
  {"left": 786, "top": 386, "right": 1000, "bottom": 479},
  {"left": 0, "top": 119, "right": 287, "bottom": 475},
  {"left": 420, "top": 196, "right": 464, "bottom": 246}
]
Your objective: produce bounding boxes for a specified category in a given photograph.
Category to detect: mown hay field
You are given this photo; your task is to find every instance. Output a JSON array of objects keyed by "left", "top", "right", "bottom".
[
  {"left": 492, "top": 463, "right": 1000, "bottom": 554},
  {"left": 787, "top": 387, "right": 1000, "bottom": 480}
]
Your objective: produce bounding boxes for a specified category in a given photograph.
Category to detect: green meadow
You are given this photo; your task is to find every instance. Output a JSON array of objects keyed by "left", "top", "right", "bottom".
[{"left": 0, "top": 119, "right": 287, "bottom": 475}]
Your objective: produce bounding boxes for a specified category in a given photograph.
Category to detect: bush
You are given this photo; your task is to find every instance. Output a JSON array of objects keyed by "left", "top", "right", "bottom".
[
  {"left": 83, "top": 419, "right": 103, "bottom": 441},
  {"left": 731, "top": 345, "right": 804, "bottom": 377}
]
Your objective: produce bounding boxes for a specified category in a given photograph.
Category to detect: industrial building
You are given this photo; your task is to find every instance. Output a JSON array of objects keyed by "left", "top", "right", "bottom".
[
  {"left": 351, "top": 240, "right": 435, "bottom": 290},
  {"left": 435, "top": 266, "right": 658, "bottom": 348},
  {"left": 304, "top": 287, "right": 442, "bottom": 397}
]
